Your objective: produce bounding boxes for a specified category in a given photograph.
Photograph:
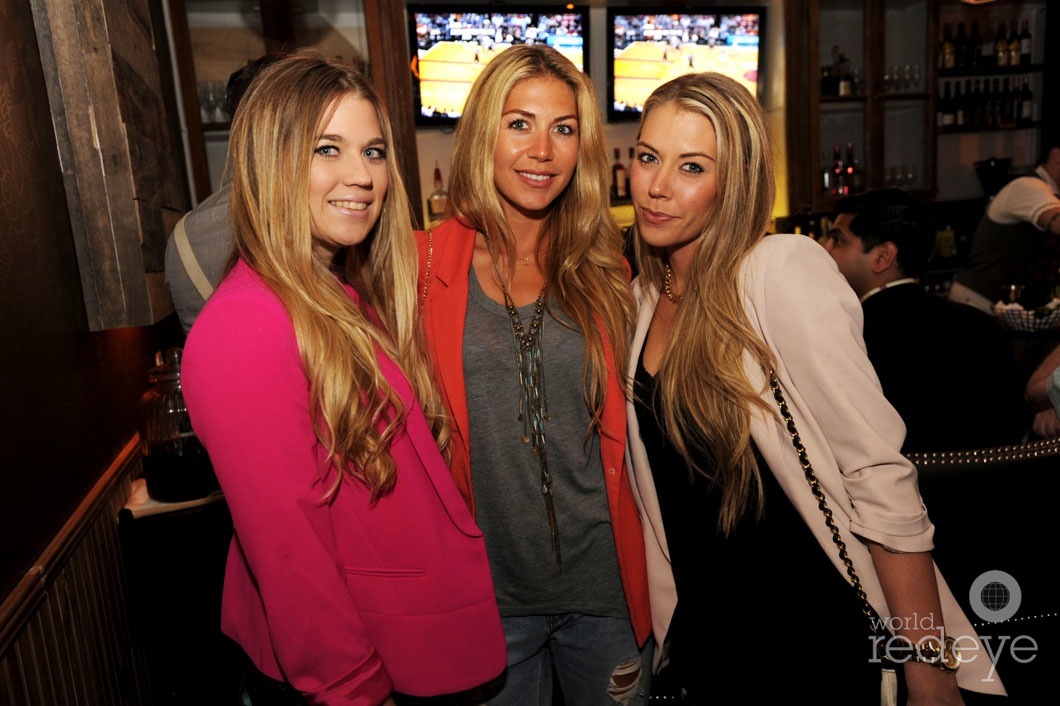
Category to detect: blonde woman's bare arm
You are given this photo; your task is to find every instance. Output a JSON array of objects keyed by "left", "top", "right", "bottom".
[{"left": 869, "top": 544, "right": 964, "bottom": 706}]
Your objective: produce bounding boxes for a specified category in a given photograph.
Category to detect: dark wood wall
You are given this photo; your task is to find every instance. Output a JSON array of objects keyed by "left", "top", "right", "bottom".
[{"left": 0, "top": 0, "right": 182, "bottom": 600}]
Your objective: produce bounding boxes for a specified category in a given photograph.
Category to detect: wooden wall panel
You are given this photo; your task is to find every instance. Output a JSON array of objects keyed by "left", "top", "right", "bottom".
[{"left": 30, "top": 0, "right": 187, "bottom": 330}]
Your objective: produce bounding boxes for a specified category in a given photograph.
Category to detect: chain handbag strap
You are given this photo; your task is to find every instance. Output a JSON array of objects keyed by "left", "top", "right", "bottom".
[{"left": 767, "top": 369, "right": 880, "bottom": 632}]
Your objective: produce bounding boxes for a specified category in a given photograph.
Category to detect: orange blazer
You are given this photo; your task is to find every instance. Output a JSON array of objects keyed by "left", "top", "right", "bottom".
[{"left": 416, "top": 218, "right": 652, "bottom": 647}]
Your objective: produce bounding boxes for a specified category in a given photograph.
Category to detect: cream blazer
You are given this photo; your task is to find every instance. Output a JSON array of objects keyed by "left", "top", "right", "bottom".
[{"left": 625, "top": 234, "right": 1004, "bottom": 695}]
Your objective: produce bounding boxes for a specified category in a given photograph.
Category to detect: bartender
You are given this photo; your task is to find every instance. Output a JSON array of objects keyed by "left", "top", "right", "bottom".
[{"left": 949, "top": 140, "right": 1060, "bottom": 314}]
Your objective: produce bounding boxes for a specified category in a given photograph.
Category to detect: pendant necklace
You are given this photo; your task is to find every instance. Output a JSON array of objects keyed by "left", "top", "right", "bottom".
[{"left": 486, "top": 237, "right": 561, "bottom": 567}]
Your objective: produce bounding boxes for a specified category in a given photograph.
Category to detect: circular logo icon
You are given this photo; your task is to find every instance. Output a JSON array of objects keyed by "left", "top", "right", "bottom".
[{"left": 969, "top": 570, "right": 1022, "bottom": 623}]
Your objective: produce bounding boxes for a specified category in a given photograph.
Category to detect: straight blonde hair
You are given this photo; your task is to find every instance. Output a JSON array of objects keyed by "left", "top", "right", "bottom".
[
  {"left": 448, "top": 44, "right": 634, "bottom": 425},
  {"left": 228, "top": 49, "right": 447, "bottom": 498},
  {"left": 634, "top": 72, "right": 777, "bottom": 533}
]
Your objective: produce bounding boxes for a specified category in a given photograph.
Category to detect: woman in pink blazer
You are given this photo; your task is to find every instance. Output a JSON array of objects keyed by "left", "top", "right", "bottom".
[{"left": 181, "top": 50, "right": 505, "bottom": 706}]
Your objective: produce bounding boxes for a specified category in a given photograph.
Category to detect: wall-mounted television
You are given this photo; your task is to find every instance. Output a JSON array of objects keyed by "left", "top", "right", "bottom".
[
  {"left": 607, "top": 7, "right": 766, "bottom": 122},
  {"left": 408, "top": 4, "right": 590, "bottom": 128}
]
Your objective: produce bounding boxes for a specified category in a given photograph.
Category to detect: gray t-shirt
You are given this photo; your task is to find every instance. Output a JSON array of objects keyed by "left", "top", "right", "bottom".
[
  {"left": 463, "top": 266, "right": 628, "bottom": 618},
  {"left": 164, "top": 180, "right": 235, "bottom": 333}
]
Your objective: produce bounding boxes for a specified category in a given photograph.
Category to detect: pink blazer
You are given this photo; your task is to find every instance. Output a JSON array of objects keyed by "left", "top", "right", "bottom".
[{"left": 182, "top": 260, "right": 506, "bottom": 705}]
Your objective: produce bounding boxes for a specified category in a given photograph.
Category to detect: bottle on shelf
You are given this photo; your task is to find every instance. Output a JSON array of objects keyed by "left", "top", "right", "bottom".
[
  {"left": 1007, "top": 20, "right": 1020, "bottom": 69},
  {"left": 988, "top": 78, "right": 1003, "bottom": 128},
  {"left": 611, "top": 147, "right": 628, "bottom": 202},
  {"left": 1020, "top": 77, "right": 1035, "bottom": 126},
  {"left": 994, "top": 21, "right": 1009, "bottom": 68},
  {"left": 940, "top": 23, "right": 955, "bottom": 70},
  {"left": 837, "top": 56, "right": 853, "bottom": 97},
  {"left": 427, "top": 161, "right": 448, "bottom": 226},
  {"left": 940, "top": 81, "right": 955, "bottom": 129},
  {"left": 844, "top": 143, "right": 859, "bottom": 195},
  {"left": 954, "top": 22, "right": 970, "bottom": 69},
  {"left": 970, "top": 79, "right": 984, "bottom": 130},
  {"left": 1000, "top": 77, "right": 1015, "bottom": 128},
  {"left": 831, "top": 144, "right": 845, "bottom": 196},
  {"left": 1019, "top": 20, "right": 1032, "bottom": 66},
  {"left": 969, "top": 20, "right": 983, "bottom": 68},
  {"left": 980, "top": 21, "right": 995, "bottom": 69},
  {"left": 954, "top": 81, "right": 966, "bottom": 128},
  {"left": 852, "top": 159, "right": 865, "bottom": 194}
]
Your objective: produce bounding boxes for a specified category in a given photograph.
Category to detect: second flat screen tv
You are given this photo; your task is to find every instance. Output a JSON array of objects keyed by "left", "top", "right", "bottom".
[
  {"left": 608, "top": 8, "right": 765, "bottom": 122},
  {"left": 408, "top": 4, "right": 589, "bottom": 128}
]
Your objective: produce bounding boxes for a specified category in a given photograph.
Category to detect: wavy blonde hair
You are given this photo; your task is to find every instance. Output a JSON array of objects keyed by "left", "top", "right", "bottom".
[
  {"left": 633, "top": 72, "right": 777, "bottom": 534},
  {"left": 228, "top": 49, "right": 447, "bottom": 499},
  {"left": 448, "top": 44, "right": 634, "bottom": 425}
]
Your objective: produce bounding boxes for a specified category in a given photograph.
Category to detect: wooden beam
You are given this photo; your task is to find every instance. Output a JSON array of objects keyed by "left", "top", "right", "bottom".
[
  {"left": 166, "top": 0, "right": 212, "bottom": 204},
  {"left": 363, "top": 0, "right": 423, "bottom": 228}
]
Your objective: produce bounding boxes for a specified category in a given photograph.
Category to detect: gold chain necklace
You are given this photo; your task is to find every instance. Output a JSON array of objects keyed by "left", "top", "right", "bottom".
[{"left": 663, "top": 263, "right": 683, "bottom": 305}]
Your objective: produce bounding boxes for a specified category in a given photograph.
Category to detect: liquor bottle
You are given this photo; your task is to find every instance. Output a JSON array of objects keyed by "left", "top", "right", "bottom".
[
  {"left": 1007, "top": 20, "right": 1020, "bottom": 69},
  {"left": 837, "top": 53, "right": 853, "bottom": 97},
  {"left": 969, "top": 20, "right": 983, "bottom": 68},
  {"left": 820, "top": 151, "right": 833, "bottom": 194},
  {"left": 852, "top": 159, "right": 865, "bottom": 194},
  {"left": 427, "top": 161, "right": 448, "bottom": 225},
  {"left": 988, "top": 78, "right": 1003, "bottom": 128},
  {"left": 940, "top": 81, "right": 955, "bottom": 129},
  {"left": 970, "top": 79, "right": 984, "bottom": 130},
  {"left": 1020, "top": 77, "right": 1035, "bottom": 126},
  {"left": 831, "top": 144, "right": 844, "bottom": 195},
  {"left": 1000, "top": 78, "right": 1015, "bottom": 128},
  {"left": 954, "top": 81, "right": 966, "bottom": 128},
  {"left": 954, "top": 22, "right": 970, "bottom": 69},
  {"left": 1019, "top": 20, "right": 1032, "bottom": 66},
  {"left": 611, "top": 147, "right": 628, "bottom": 201},
  {"left": 844, "top": 143, "right": 857, "bottom": 194},
  {"left": 980, "top": 21, "right": 995, "bottom": 68},
  {"left": 994, "top": 21, "right": 1009, "bottom": 68},
  {"left": 940, "top": 23, "right": 955, "bottom": 70}
]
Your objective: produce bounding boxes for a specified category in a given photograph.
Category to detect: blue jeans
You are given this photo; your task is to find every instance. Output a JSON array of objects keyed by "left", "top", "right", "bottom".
[{"left": 486, "top": 614, "right": 649, "bottom": 706}]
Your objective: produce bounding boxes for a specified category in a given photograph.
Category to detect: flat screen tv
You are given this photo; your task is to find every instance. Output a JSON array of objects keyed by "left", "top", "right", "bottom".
[
  {"left": 408, "top": 4, "right": 590, "bottom": 128},
  {"left": 607, "top": 7, "right": 766, "bottom": 122}
]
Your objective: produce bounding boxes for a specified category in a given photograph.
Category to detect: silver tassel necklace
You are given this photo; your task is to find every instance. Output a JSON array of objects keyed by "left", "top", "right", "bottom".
[{"left": 487, "top": 239, "right": 560, "bottom": 567}]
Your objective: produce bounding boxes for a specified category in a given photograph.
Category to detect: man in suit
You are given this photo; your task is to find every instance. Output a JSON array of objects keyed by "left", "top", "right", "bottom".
[{"left": 823, "top": 188, "right": 1028, "bottom": 452}]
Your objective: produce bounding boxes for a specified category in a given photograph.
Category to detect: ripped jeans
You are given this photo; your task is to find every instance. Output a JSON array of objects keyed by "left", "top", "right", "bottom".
[{"left": 485, "top": 614, "right": 650, "bottom": 706}]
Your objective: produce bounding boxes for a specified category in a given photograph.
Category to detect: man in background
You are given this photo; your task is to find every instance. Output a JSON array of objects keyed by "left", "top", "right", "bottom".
[
  {"left": 949, "top": 140, "right": 1060, "bottom": 314},
  {"left": 165, "top": 54, "right": 285, "bottom": 333},
  {"left": 823, "top": 188, "right": 1028, "bottom": 452}
]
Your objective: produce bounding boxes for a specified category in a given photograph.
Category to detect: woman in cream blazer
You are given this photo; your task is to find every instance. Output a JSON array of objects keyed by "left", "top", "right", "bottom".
[{"left": 624, "top": 72, "right": 1004, "bottom": 703}]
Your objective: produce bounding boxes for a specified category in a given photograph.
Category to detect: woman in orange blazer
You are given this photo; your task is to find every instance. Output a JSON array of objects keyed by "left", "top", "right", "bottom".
[{"left": 415, "top": 45, "right": 651, "bottom": 705}]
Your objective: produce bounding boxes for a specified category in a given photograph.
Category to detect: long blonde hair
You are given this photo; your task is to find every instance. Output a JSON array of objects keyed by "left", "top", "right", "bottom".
[
  {"left": 228, "top": 49, "right": 447, "bottom": 498},
  {"left": 634, "top": 72, "right": 777, "bottom": 533},
  {"left": 448, "top": 44, "right": 634, "bottom": 425}
]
